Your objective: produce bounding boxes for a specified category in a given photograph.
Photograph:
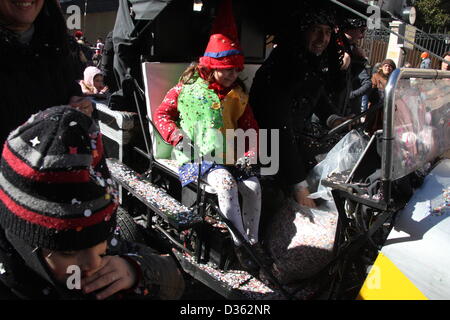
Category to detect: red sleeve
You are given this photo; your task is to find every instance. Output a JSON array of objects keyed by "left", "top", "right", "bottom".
[
  {"left": 153, "top": 83, "right": 184, "bottom": 146},
  {"left": 237, "top": 104, "right": 259, "bottom": 158}
]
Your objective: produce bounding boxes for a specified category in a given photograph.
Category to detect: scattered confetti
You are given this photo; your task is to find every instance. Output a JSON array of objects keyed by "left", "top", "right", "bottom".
[
  {"left": 0, "top": 263, "right": 5, "bottom": 275},
  {"left": 106, "top": 159, "right": 202, "bottom": 229}
]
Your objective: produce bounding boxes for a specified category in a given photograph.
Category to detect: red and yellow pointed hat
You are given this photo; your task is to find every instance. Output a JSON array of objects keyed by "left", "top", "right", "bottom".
[{"left": 199, "top": 0, "right": 244, "bottom": 71}]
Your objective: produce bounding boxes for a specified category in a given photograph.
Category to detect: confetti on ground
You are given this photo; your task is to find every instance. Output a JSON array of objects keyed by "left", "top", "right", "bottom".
[
  {"left": 265, "top": 199, "right": 337, "bottom": 285},
  {"left": 178, "top": 250, "right": 319, "bottom": 300}
]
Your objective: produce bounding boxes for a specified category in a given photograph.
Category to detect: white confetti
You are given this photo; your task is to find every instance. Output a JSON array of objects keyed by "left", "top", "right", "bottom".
[
  {"left": 69, "top": 121, "right": 77, "bottom": 127},
  {"left": 84, "top": 209, "right": 92, "bottom": 217},
  {"left": 111, "top": 238, "right": 118, "bottom": 246},
  {"left": 0, "top": 263, "right": 5, "bottom": 275},
  {"left": 97, "top": 177, "right": 105, "bottom": 187}
]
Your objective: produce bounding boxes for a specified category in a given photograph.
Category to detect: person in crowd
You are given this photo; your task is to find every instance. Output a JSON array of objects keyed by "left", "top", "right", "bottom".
[
  {"left": 153, "top": 0, "right": 264, "bottom": 271},
  {"left": 419, "top": 52, "right": 432, "bottom": 69},
  {"left": 372, "top": 62, "right": 382, "bottom": 75},
  {"left": 366, "top": 58, "right": 396, "bottom": 134},
  {"left": 96, "top": 37, "right": 105, "bottom": 52},
  {"left": 92, "top": 51, "right": 102, "bottom": 68},
  {"left": 441, "top": 51, "right": 450, "bottom": 71},
  {"left": 249, "top": 3, "right": 347, "bottom": 208},
  {"left": 80, "top": 66, "right": 109, "bottom": 97},
  {"left": 0, "top": 0, "right": 93, "bottom": 148},
  {"left": 369, "top": 59, "right": 396, "bottom": 103},
  {"left": 337, "top": 16, "right": 372, "bottom": 115},
  {"left": 0, "top": 106, "right": 185, "bottom": 300},
  {"left": 403, "top": 61, "right": 412, "bottom": 68},
  {"left": 74, "top": 30, "right": 84, "bottom": 42},
  {"left": 92, "top": 38, "right": 104, "bottom": 68}
]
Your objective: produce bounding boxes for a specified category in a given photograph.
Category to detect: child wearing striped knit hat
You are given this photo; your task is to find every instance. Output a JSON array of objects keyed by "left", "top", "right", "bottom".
[{"left": 0, "top": 106, "right": 184, "bottom": 300}]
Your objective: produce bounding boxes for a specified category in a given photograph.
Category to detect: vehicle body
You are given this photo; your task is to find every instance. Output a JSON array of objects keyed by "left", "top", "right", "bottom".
[{"left": 93, "top": 0, "right": 450, "bottom": 299}]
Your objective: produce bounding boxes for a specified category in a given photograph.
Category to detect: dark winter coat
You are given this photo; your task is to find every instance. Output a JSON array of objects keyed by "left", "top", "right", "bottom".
[
  {"left": 0, "top": 26, "right": 82, "bottom": 148},
  {"left": 346, "top": 57, "right": 372, "bottom": 115},
  {"left": 366, "top": 71, "right": 389, "bottom": 134},
  {"left": 249, "top": 46, "right": 338, "bottom": 188},
  {"left": 101, "top": 31, "right": 118, "bottom": 92},
  {"left": 0, "top": 225, "right": 185, "bottom": 300}
]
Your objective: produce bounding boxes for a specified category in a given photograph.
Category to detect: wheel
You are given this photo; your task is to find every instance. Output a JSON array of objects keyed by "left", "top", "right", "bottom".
[{"left": 116, "top": 207, "right": 147, "bottom": 244}]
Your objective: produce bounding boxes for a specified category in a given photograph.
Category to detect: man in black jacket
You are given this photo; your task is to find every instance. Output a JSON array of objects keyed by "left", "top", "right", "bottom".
[
  {"left": 0, "top": 0, "right": 92, "bottom": 149},
  {"left": 249, "top": 3, "right": 346, "bottom": 208},
  {"left": 337, "top": 17, "right": 372, "bottom": 116}
]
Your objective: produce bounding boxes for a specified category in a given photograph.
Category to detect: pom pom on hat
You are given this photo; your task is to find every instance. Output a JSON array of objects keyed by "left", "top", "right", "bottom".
[{"left": 199, "top": 0, "right": 244, "bottom": 70}]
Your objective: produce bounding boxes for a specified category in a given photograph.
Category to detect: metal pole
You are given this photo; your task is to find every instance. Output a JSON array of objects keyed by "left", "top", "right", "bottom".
[{"left": 84, "top": 0, "right": 88, "bottom": 33}]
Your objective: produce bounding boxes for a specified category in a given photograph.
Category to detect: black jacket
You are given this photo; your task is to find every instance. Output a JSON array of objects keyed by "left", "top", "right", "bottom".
[
  {"left": 0, "top": 26, "right": 82, "bottom": 147},
  {"left": 249, "top": 46, "right": 337, "bottom": 188},
  {"left": 346, "top": 57, "right": 372, "bottom": 115}
]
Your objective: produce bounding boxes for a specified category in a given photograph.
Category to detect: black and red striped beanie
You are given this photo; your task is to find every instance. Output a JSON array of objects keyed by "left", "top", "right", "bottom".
[{"left": 0, "top": 106, "right": 119, "bottom": 251}]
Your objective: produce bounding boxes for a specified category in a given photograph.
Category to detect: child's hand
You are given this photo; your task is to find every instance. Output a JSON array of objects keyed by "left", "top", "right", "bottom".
[{"left": 81, "top": 256, "right": 137, "bottom": 300}]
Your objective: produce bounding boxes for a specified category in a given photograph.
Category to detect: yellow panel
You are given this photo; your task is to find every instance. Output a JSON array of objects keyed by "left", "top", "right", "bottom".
[{"left": 357, "top": 252, "right": 428, "bottom": 300}]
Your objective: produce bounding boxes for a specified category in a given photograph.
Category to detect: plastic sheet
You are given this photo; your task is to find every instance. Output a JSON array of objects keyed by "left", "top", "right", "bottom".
[{"left": 307, "top": 129, "right": 369, "bottom": 201}]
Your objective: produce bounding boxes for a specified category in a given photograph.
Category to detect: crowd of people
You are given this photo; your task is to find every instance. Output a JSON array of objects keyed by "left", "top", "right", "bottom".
[{"left": 0, "top": 0, "right": 448, "bottom": 300}]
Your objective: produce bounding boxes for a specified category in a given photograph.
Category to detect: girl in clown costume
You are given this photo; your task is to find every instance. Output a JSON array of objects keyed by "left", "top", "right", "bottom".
[{"left": 154, "top": 0, "right": 263, "bottom": 271}]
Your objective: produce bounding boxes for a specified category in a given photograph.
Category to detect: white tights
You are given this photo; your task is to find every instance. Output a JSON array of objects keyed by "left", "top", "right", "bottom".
[{"left": 205, "top": 168, "right": 261, "bottom": 246}]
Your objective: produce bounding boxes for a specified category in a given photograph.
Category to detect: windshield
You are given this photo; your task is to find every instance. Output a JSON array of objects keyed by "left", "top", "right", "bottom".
[{"left": 391, "top": 78, "right": 450, "bottom": 180}]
